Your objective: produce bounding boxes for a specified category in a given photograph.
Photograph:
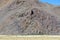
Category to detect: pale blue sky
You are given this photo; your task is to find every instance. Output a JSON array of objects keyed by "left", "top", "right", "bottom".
[{"left": 39, "top": 0, "right": 60, "bottom": 6}]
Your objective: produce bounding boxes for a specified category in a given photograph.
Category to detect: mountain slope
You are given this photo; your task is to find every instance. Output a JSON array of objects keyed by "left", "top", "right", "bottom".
[{"left": 0, "top": 0, "right": 60, "bottom": 35}]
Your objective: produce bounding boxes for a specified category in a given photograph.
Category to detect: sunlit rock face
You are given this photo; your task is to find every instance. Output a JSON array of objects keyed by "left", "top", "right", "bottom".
[{"left": 0, "top": 0, "right": 60, "bottom": 35}]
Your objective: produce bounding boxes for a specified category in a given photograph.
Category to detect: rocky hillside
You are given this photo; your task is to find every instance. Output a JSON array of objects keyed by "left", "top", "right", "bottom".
[{"left": 0, "top": 0, "right": 60, "bottom": 35}]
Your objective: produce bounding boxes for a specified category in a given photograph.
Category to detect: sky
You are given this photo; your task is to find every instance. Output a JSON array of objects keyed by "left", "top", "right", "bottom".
[{"left": 39, "top": 0, "right": 60, "bottom": 6}]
